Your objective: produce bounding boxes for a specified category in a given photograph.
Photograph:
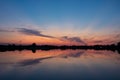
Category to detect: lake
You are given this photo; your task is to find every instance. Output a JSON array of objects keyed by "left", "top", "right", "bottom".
[{"left": 0, "top": 50, "right": 120, "bottom": 80}]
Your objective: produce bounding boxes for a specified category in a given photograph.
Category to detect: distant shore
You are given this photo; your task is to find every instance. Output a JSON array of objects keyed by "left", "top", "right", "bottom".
[{"left": 0, "top": 42, "right": 120, "bottom": 53}]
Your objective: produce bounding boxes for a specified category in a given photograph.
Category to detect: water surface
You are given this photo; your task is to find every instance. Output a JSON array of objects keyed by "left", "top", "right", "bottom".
[{"left": 0, "top": 50, "right": 120, "bottom": 80}]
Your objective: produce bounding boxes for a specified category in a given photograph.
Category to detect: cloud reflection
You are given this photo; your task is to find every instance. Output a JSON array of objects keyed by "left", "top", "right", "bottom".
[
  {"left": 0, "top": 50, "right": 120, "bottom": 68},
  {"left": 17, "top": 50, "right": 85, "bottom": 66},
  {"left": 17, "top": 56, "right": 54, "bottom": 66},
  {"left": 59, "top": 51, "right": 85, "bottom": 58}
]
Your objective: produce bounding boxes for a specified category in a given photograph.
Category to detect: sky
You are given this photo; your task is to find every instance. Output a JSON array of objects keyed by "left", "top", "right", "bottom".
[{"left": 0, "top": 0, "right": 120, "bottom": 45}]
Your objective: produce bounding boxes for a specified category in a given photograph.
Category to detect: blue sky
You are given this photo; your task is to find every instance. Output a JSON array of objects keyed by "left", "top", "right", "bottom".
[
  {"left": 0, "top": 0, "right": 120, "bottom": 45},
  {"left": 0, "top": 0, "right": 120, "bottom": 25}
]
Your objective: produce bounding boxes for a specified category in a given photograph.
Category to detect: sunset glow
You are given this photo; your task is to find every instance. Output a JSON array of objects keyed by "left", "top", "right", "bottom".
[{"left": 0, "top": 0, "right": 120, "bottom": 45}]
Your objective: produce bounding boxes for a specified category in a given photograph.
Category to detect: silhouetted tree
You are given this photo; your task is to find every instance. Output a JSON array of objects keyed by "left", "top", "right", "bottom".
[
  {"left": 32, "top": 43, "right": 36, "bottom": 46},
  {"left": 0, "top": 42, "right": 120, "bottom": 54},
  {"left": 117, "top": 42, "right": 120, "bottom": 47}
]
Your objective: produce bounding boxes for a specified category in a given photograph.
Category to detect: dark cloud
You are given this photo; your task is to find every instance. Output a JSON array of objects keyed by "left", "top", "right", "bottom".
[
  {"left": 115, "top": 34, "right": 120, "bottom": 38},
  {"left": 61, "top": 36, "right": 86, "bottom": 45},
  {"left": 17, "top": 28, "right": 54, "bottom": 38},
  {"left": 0, "top": 29, "right": 14, "bottom": 32},
  {"left": 0, "top": 62, "right": 14, "bottom": 65},
  {"left": 17, "top": 28, "right": 86, "bottom": 45}
]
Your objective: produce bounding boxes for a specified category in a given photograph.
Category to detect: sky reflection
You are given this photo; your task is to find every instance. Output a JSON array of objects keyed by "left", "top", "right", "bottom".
[{"left": 0, "top": 50, "right": 120, "bottom": 80}]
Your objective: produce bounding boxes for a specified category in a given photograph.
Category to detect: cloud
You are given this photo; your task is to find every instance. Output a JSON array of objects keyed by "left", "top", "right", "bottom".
[
  {"left": 17, "top": 28, "right": 54, "bottom": 38},
  {"left": 17, "top": 28, "right": 86, "bottom": 45},
  {"left": 93, "top": 40, "right": 104, "bottom": 43},
  {"left": 114, "top": 34, "right": 120, "bottom": 38},
  {"left": 61, "top": 36, "right": 86, "bottom": 45},
  {"left": 0, "top": 29, "right": 14, "bottom": 32}
]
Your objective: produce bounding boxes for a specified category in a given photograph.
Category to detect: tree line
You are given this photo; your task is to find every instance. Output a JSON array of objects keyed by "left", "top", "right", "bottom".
[{"left": 0, "top": 42, "right": 120, "bottom": 53}]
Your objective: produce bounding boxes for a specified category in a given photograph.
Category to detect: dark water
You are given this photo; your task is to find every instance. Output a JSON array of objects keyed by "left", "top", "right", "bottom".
[{"left": 0, "top": 50, "right": 120, "bottom": 80}]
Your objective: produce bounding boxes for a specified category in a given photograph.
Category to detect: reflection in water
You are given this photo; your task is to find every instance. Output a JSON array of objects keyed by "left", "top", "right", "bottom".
[
  {"left": 0, "top": 50, "right": 120, "bottom": 80},
  {"left": 18, "top": 56, "right": 54, "bottom": 66}
]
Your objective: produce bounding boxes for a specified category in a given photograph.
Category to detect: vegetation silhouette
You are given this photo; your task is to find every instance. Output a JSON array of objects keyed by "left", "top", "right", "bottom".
[{"left": 0, "top": 42, "right": 120, "bottom": 54}]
